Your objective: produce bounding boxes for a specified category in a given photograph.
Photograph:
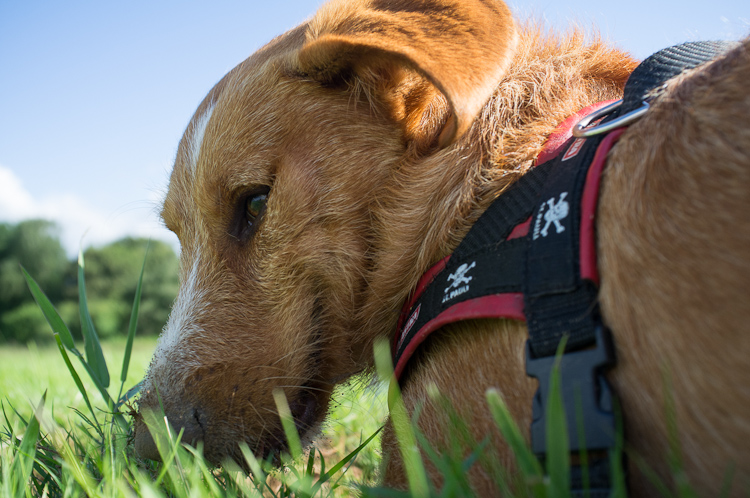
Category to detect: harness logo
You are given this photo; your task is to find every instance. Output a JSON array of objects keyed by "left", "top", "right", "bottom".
[
  {"left": 442, "top": 261, "right": 476, "bottom": 303},
  {"left": 562, "top": 138, "right": 586, "bottom": 161},
  {"left": 533, "top": 192, "right": 570, "bottom": 239}
]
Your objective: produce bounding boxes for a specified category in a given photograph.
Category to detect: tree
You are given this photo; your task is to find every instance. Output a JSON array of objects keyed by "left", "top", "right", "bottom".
[
  {"left": 75, "top": 237, "right": 179, "bottom": 337},
  {"left": 0, "top": 220, "right": 69, "bottom": 341},
  {"left": 0, "top": 220, "right": 179, "bottom": 342},
  {"left": 0, "top": 220, "right": 68, "bottom": 314}
]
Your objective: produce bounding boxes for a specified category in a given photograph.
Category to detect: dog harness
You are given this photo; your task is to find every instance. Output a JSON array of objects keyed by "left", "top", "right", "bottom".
[{"left": 391, "top": 41, "right": 737, "bottom": 497}]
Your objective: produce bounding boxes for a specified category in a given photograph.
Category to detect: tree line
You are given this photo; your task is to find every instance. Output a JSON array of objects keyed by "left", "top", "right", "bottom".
[{"left": 0, "top": 219, "right": 179, "bottom": 343}]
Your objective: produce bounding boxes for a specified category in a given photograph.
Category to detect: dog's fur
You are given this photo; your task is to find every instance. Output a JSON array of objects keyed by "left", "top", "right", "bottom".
[{"left": 134, "top": 0, "right": 750, "bottom": 495}]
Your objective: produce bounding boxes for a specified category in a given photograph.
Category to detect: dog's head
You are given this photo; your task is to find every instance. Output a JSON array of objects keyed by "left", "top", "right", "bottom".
[{"left": 134, "top": 0, "right": 517, "bottom": 464}]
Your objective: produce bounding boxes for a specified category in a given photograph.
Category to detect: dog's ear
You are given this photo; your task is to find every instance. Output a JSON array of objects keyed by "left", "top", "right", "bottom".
[{"left": 298, "top": 0, "right": 517, "bottom": 150}]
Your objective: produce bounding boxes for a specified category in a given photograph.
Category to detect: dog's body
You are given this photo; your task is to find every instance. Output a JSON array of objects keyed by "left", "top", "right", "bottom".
[{"left": 135, "top": 0, "right": 750, "bottom": 495}]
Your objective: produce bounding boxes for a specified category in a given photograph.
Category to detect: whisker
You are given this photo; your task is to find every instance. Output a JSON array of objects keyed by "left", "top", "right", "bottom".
[
  {"left": 272, "top": 385, "right": 329, "bottom": 394},
  {"left": 257, "top": 375, "right": 309, "bottom": 382}
]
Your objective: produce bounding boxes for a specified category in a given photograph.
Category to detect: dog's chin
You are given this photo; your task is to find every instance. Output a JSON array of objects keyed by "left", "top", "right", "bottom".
[
  {"left": 290, "top": 388, "right": 320, "bottom": 437},
  {"left": 223, "top": 393, "right": 326, "bottom": 469},
  {"left": 254, "top": 388, "right": 322, "bottom": 463},
  {"left": 135, "top": 384, "right": 327, "bottom": 469}
]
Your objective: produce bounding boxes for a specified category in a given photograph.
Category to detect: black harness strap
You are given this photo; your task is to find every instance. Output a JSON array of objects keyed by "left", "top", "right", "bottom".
[
  {"left": 523, "top": 134, "right": 603, "bottom": 358},
  {"left": 524, "top": 40, "right": 739, "bottom": 361},
  {"left": 391, "top": 41, "right": 737, "bottom": 497},
  {"left": 619, "top": 41, "right": 739, "bottom": 116},
  {"left": 393, "top": 163, "right": 554, "bottom": 354}
]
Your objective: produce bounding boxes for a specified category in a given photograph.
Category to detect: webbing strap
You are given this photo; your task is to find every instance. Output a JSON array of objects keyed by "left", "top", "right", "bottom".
[
  {"left": 391, "top": 100, "right": 617, "bottom": 377},
  {"left": 617, "top": 41, "right": 739, "bottom": 116},
  {"left": 392, "top": 161, "right": 555, "bottom": 377},
  {"left": 453, "top": 164, "right": 550, "bottom": 258},
  {"left": 523, "top": 131, "right": 604, "bottom": 357},
  {"left": 525, "top": 40, "right": 739, "bottom": 359}
]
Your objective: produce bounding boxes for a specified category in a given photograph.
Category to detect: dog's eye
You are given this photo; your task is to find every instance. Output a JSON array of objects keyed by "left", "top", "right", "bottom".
[
  {"left": 246, "top": 193, "right": 268, "bottom": 225},
  {"left": 245, "top": 192, "right": 268, "bottom": 231},
  {"left": 232, "top": 187, "right": 270, "bottom": 241}
]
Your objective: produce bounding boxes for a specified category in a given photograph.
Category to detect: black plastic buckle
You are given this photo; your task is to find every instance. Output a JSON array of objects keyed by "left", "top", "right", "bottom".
[{"left": 525, "top": 326, "right": 617, "bottom": 456}]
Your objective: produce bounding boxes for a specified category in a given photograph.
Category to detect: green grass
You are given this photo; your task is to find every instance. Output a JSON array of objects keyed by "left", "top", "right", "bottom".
[
  {"left": 0, "top": 338, "right": 388, "bottom": 497},
  {"left": 0, "top": 338, "right": 154, "bottom": 423},
  {"left": 0, "top": 246, "right": 393, "bottom": 497}
]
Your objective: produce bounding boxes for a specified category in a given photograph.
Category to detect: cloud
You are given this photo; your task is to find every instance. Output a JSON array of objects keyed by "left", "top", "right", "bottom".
[
  {"left": 0, "top": 166, "right": 37, "bottom": 219},
  {"left": 0, "top": 164, "right": 179, "bottom": 257}
]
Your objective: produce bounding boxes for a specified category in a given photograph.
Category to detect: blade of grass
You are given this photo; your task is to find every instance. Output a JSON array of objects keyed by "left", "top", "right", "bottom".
[
  {"left": 546, "top": 341, "right": 571, "bottom": 498},
  {"left": 10, "top": 393, "right": 44, "bottom": 498},
  {"left": 23, "top": 265, "right": 117, "bottom": 416},
  {"left": 574, "top": 386, "right": 590, "bottom": 498},
  {"left": 239, "top": 444, "right": 270, "bottom": 495},
  {"left": 412, "top": 427, "right": 474, "bottom": 497},
  {"left": 78, "top": 360, "right": 119, "bottom": 412},
  {"left": 53, "top": 332, "right": 100, "bottom": 429},
  {"left": 69, "top": 407, "right": 100, "bottom": 436},
  {"left": 273, "top": 388, "right": 303, "bottom": 461},
  {"left": 7, "top": 402, "right": 29, "bottom": 428},
  {"left": 610, "top": 401, "right": 628, "bottom": 498},
  {"left": 116, "top": 381, "right": 143, "bottom": 410},
  {"left": 375, "top": 340, "right": 429, "bottom": 498},
  {"left": 1, "top": 402, "right": 16, "bottom": 438},
  {"left": 141, "top": 408, "right": 188, "bottom": 494},
  {"left": 310, "top": 427, "right": 384, "bottom": 496},
  {"left": 22, "top": 267, "right": 76, "bottom": 351},
  {"left": 184, "top": 445, "right": 224, "bottom": 497},
  {"left": 486, "top": 389, "right": 544, "bottom": 482},
  {"left": 304, "top": 447, "right": 316, "bottom": 477},
  {"left": 328, "top": 431, "right": 380, "bottom": 478},
  {"left": 56, "top": 431, "right": 99, "bottom": 496},
  {"left": 461, "top": 437, "right": 489, "bottom": 473},
  {"left": 30, "top": 456, "right": 62, "bottom": 495},
  {"left": 119, "top": 243, "right": 149, "bottom": 401},
  {"left": 318, "top": 447, "right": 325, "bottom": 480},
  {"left": 77, "top": 250, "right": 110, "bottom": 389},
  {"left": 156, "top": 435, "right": 188, "bottom": 492}
]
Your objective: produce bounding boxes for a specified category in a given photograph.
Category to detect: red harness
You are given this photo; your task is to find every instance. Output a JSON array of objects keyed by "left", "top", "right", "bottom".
[{"left": 392, "top": 100, "right": 624, "bottom": 381}]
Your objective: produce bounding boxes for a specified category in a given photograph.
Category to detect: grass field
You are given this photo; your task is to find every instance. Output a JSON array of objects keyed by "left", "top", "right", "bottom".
[
  {"left": 0, "top": 335, "right": 389, "bottom": 497},
  {"left": 0, "top": 336, "right": 722, "bottom": 498},
  {"left": 0, "top": 338, "right": 155, "bottom": 422},
  {"left": 0, "top": 257, "right": 399, "bottom": 497}
]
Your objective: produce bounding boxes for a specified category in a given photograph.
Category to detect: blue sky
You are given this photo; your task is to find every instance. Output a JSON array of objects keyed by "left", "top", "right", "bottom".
[{"left": 1, "top": 0, "right": 747, "bottom": 256}]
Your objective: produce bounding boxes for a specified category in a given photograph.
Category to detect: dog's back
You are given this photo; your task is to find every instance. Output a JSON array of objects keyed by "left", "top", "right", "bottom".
[{"left": 598, "top": 39, "right": 750, "bottom": 496}]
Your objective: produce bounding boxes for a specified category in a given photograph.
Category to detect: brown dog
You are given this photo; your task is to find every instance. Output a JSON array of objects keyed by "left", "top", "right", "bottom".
[{"left": 134, "top": 0, "right": 750, "bottom": 495}]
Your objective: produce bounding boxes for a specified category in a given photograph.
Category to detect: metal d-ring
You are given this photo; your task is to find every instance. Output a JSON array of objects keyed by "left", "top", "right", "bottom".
[{"left": 572, "top": 99, "right": 650, "bottom": 138}]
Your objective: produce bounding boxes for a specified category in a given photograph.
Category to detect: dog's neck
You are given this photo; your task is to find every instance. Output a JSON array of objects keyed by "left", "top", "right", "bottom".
[{"left": 352, "top": 27, "right": 637, "bottom": 369}]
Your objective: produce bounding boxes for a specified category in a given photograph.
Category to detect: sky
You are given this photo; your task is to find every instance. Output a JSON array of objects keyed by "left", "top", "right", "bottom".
[{"left": 1, "top": 0, "right": 747, "bottom": 257}]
